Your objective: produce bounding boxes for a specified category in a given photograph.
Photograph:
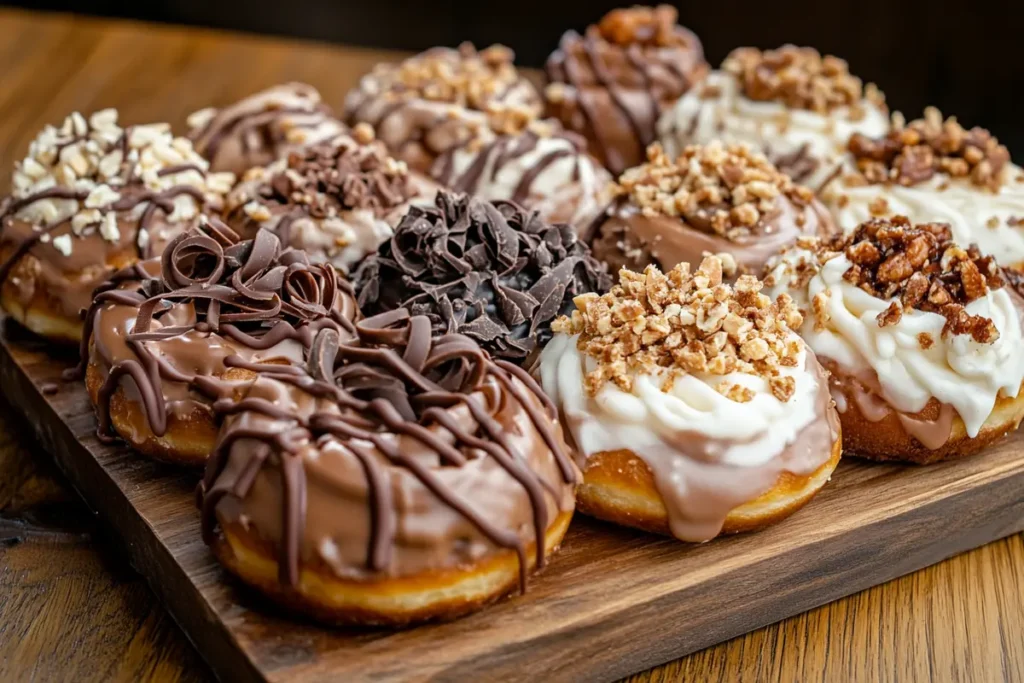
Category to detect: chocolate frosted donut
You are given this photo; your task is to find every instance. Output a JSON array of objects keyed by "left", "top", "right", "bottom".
[
  {"left": 539, "top": 256, "right": 841, "bottom": 540},
  {"left": 821, "top": 108, "right": 1024, "bottom": 268},
  {"left": 545, "top": 5, "right": 708, "bottom": 175},
  {"left": 0, "top": 110, "right": 234, "bottom": 343},
  {"left": 354, "top": 192, "right": 612, "bottom": 364},
  {"left": 343, "top": 43, "right": 543, "bottom": 174},
  {"left": 187, "top": 83, "right": 347, "bottom": 176},
  {"left": 588, "top": 142, "right": 836, "bottom": 276},
  {"left": 432, "top": 122, "right": 613, "bottom": 235},
  {"left": 658, "top": 45, "right": 889, "bottom": 190},
  {"left": 80, "top": 219, "right": 357, "bottom": 466},
  {"left": 224, "top": 129, "right": 439, "bottom": 273},
  {"left": 765, "top": 217, "right": 1024, "bottom": 463},
  {"left": 199, "top": 309, "right": 578, "bottom": 625}
]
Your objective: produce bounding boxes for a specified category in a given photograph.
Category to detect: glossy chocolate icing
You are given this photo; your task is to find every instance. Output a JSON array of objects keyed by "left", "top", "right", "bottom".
[
  {"left": 199, "top": 309, "right": 578, "bottom": 588},
  {"left": 78, "top": 219, "right": 358, "bottom": 446}
]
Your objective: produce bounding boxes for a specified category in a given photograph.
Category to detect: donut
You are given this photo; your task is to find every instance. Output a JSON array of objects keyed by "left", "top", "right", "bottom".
[
  {"left": 431, "top": 122, "right": 613, "bottom": 235},
  {"left": 587, "top": 142, "right": 837, "bottom": 277},
  {"left": 0, "top": 110, "right": 234, "bottom": 343},
  {"left": 657, "top": 45, "right": 889, "bottom": 190},
  {"left": 343, "top": 43, "right": 543, "bottom": 173},
  {"left": 764, "top": 216, "right": 1024, "bottom": 463},
  {"left": 354, "top": 192, "right": 611, "bottom": 365},
  {"left": 79, "top": 219, "right": 357, "bottom": 466},
  {"left": 223, "top": 129, "right": 439, "bottom": 273},
  {"left": 538, "top": 255, "right": 841, "bottom": 540},
  {"left": 198, "top": 309, "right": 579, "bottom": 625},
  {"left": 819, "top": 108, "right": 1024, "bottom": 269},
  {"left": 186, "top": 83, "right": 347, "bottom": 177},
  {"left": 544, "top": 5, "right": 708, "bottom": 175}
]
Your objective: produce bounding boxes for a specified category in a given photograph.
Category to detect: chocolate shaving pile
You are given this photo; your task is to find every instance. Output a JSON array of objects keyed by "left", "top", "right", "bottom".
[
  {"left": 354, "top": 192, "right": 612, "bottom": 363},
  {"left": 258, "top": 138, "right": 413, "bottom": 216},
  {"left": 75, "top": 217, "right": 357, "bottom": 439},
  {"left": 847, "top": 108, "right": 1011, "bottom": 191},
  {"left": 201, "top": 309, "right": 577, "bottom": 589}
]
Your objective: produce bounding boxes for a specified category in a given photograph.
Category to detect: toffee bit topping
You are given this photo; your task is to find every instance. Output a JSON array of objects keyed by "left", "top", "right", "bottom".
[
  {"left": 847, "top": 107, "right": 1011, "bottom": 191},
  {"left": 552, "top": 255, "right": 804, "bottom": 400},
  {"left": 723, "top": 45, "right": 883, "bottom": 114},
  {"left": 596, "top": 4, "right": 694, "bottom": 47},
  {"left": 616, "top": 142, "right": 813, "bottom": 240},
  {"left": 255, "top": 137, "right": 412, "bottom": 215},
  {"left": 354, "top": 192, "right": 611, "bottom": 364},
  {"left": 782, "top": 216, "right": 1003, "bottom": 343}
]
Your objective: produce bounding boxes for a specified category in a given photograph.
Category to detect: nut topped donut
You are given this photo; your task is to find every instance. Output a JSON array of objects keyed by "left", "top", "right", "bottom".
[
  {"left": 187, "top": 83, "right": 347, "bottom": 177},
  {"left": 538, "top": 256, "right": 840, "bottom": 540},
  {"left": 80, "top": 219, "right": 357, "bottom": 466},
  {"left": 545, "top": 5, "right": 708, "bottom": 175},
  {"left": 658, "top": 45, "right": 889, "bottom": 190},
  {"left": 199, "top": 309, "right": 579, "bottom": 625},
  {"left": 354, "top": 192, "right": 612, "bottom": 365},
  {"left": 0, "top": 110, "right": 234, "bottom": 343},
  {"left": 344, "top": 43, "right": 543, "bottom": 174},
  {"left": 820, "top": 109, "right": 1024, "bottom": 268},
  {"left": 765, "top": 217, "right": 1024, "bottom": 463},
  {"left": 431, "top": 121, "right": 613, "bottom": 235},
  {"left": 587, "top": 142, "right": 836, "bottom": 276},
  {"left": 223, "top": 129, "right": 439, "bottom": 273}
]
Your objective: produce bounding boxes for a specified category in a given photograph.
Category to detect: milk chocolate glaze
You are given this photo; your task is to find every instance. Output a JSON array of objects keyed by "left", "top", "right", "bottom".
[{"left": 199, "top": 308, "right": 579, "bottom": 589}]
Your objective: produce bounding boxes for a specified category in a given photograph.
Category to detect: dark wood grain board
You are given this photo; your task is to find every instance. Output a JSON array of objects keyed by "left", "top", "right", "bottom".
[{"left": 2, "top": 316, "right": 1023, "bottom": 683}]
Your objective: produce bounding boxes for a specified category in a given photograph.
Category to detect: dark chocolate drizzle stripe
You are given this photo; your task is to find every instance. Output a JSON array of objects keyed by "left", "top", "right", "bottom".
[
  {"left": 354, "top": 191, "right": 612, "bottom": 363},
  {"left": 192, "top": 102, "right": 334, "bottom": 163},
  {"left": 72, "top": 218, "right": 358, "bottom": 442},
  {"left": 199, "top": 308, "right": 578, "bottom": 589}
]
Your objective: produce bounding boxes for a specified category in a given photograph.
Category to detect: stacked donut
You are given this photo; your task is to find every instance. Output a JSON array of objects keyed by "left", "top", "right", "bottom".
[{"left": 3, "top": 3, "right": 1022, "bottom": 629}]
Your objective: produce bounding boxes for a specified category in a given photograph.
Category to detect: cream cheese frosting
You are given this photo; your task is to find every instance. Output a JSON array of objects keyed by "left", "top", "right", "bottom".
[
  {"left": 657, "top": 70, "right": 889, "bottom": 191},
  {"left": 766, "top": 246, "right": 1024, "bottom": 438}
]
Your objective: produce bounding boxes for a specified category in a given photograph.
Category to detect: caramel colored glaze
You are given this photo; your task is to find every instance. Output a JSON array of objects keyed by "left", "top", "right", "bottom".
[
  {"left": 545, "top": 10, "right": 708, "bottom": 175},
  {"left": 588, "top": 194, "right": 835, "bottom": 275},
  {"left": 200, "top": 310, "right": 579, "bottom": 603},
  {"left": 824, "top": 360, "right": 1024, "bottom": 463}
]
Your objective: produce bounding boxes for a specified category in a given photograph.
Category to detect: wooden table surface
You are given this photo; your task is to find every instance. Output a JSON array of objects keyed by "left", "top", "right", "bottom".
[{"left": 0, "top": 9, "right": 1022, "bottom": 682}]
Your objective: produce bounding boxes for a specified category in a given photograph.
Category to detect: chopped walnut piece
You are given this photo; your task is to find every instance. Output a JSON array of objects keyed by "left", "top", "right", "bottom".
[
  {"left": 722, "top": 45, "right": 883, "bottom": 113},
  {"left": 615, "top": 142, "right": 813, "bottom": 239},
  {"left": 769, "top": 215, "right": 1004, "bottom": 343},
  {"left": 917, "top": 332, "right": 934, "bottom": 350},
  {"left": 555, "top": 256, "right": 805, "bottom": 401},
  {"left": 597, "top": 4, "right": 692, "bottom": 48},
  {"left": 847, "top": 107, "right": 1011, "bottom": 191}
]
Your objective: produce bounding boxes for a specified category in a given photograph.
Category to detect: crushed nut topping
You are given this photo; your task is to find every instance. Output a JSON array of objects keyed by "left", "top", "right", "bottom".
[
  {"left": 9, "top": 110, "right": 233, "bottom": 241},
  {"left": 615, "top": 142, "right": 814, "bottom": 240},
  {"left": 552, "top": 255, "right": 804, "bottom": 401},
  {"left": 770, "top": 216, "right": 1004, "bottom": 343},
  {"left": 596, "top": 4, "right": 695, "bottom": 48},
  {"left": 847, "top": 107, "right": 1011, "bottom": 191},
  {"left": 237, "top": 136, "right": 412, "bottom": 217},
  {"left": 723, "top": 45, "right": 883, "bottom": 114}
]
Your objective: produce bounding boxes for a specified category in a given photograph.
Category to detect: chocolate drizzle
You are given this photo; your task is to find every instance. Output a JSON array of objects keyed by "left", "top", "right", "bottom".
[
  {"left": 75, "top": 218, "right": 358, "bottom": 442},
  {"left": 199, "top": 308, "right": 578, "bottom": 589},
  {"left": 545, "top": 5, "right": 708, "bottom": 174},
  {"left": 354, "top": 192, "right": 612, "bottom": 363}
]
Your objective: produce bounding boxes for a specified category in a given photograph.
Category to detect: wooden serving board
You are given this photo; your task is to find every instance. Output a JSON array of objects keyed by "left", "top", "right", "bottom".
[{"left": 3, "top": 317, "right": 1024, "bottom": 683}]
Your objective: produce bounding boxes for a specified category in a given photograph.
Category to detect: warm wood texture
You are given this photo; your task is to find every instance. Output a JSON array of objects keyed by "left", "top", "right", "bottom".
[{"left": 1, "top": 9, "right": 1024, "bottom": 682}]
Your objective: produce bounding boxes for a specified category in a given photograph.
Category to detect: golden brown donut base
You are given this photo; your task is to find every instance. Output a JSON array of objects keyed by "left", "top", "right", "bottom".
[
  {"left": 0, "top": 247, "right": 137, "bottom": 344},
  {"left": 836, "top": 385, "right": 1024, "bottom": 465},
  {"left": 211, "top": 509, "right": 575, "bottom": 627},
  {"left": 576, "top": 437, "right": 842, "bottom": 538}
]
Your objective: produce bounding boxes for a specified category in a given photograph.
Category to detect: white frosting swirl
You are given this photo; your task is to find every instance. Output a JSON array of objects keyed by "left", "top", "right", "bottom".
[
  {"left": 766, "top": 251, "right": 1024, "bottom": 436},
  {"left": 656, "top": 71, "right": 889, "bottom": 190},
  {"left": 821, "top": 166, "right": 1024, "bottom": 265}
]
